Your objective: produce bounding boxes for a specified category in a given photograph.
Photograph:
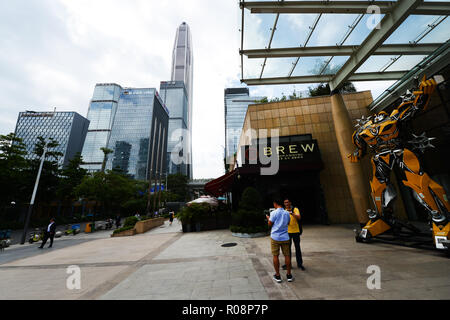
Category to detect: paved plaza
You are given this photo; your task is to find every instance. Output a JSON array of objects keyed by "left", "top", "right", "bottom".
[{"left": 0, "top": 219, "right": 449, "bottom": 300}]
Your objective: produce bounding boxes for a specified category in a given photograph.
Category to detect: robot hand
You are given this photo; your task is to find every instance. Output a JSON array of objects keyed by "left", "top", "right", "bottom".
[
  {"left": 417, "top": 76, "right": 437, "bottom": 95},
  {"left": 413, "top": 76, "right": 437, "bottom": 110},
  {"left": 347, "top": 149, "right": 361, "bottom": 163}
]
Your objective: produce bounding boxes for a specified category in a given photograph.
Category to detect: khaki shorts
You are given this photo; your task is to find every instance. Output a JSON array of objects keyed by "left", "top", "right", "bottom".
[{"left": 271, "top": 238, "right": 290, "bottom": 256}]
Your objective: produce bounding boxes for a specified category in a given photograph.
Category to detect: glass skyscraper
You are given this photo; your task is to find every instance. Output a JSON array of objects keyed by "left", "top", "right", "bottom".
[
  {"left": 168, "top": 22, "right": 193, "bottom": 179},
  {"left": 14, "top": 111, "right": 90, "bottom": 167},
  {"left": 81, "top": 83, "right": 169, "bottom": 181},
  {"left": 81, "top": 83, "right": 122, "bottom": 172},
  {"left": 160, "top": 81, "right": 189, "bottom": 176},
  {"left": 224, "top": 88, "right": 263, "bottom": 159},
  {"left": 105, "top": 88, "right": 169, "bottom": 181}
]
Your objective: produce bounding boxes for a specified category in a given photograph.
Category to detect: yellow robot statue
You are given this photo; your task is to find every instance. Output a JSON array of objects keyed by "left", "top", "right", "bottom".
[{"left": 349, "top": 75, "right": 450, "bottom": 252}]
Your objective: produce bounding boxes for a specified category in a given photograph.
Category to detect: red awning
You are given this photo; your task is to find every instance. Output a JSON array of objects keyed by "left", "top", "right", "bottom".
[{"left": 204, "top": 170, "right": 237, "bottom": 197}]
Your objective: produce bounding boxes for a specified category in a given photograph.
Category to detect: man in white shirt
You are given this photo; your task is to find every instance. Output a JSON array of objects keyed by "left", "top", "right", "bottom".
[{"left": 38, "top": 218, "right": 56, "bottom": 249}]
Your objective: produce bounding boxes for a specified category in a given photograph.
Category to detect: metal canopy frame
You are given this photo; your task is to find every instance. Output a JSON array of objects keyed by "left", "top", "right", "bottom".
[
  {"left": 239, "top": 0, "right": 449, "bottom": 93},
  {"left": 240, "top": 1, "right": 450, "bottom": 15}
]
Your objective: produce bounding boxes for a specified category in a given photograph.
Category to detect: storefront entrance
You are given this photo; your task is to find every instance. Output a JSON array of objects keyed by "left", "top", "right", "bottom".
[{"left": 230, "top": 135, "right": 328, "bottom": 224}]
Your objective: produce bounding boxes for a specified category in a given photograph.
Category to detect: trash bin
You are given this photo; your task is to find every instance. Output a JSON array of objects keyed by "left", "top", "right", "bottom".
[{"left": 85, "top": 223, "right": 92, "bottom": 233}]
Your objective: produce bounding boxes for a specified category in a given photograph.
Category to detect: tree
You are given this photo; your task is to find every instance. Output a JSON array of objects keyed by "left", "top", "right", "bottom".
[
  {"left": 24, "top": 136, "right": 63, "bottom": 205},
  {"left": 167, "top": 173, "right": 189, "bottom": 202},
  {"left": 231, "top": 187, "right": 266, "bottom": 233},
  {"left": 0, "top": 133, "right": 28, "bottom": 219},
  {"left": 74, "top": 170, "right": 136, "bottom": 220},
  {"left": 307, "top": 60, "right": 357, "bottom": 96},
  {"left": 100, "top": 147, "right": 113, "bottom": 173},
  {"left": 56, "top": 153, "right": 87, "bottom": 203}
]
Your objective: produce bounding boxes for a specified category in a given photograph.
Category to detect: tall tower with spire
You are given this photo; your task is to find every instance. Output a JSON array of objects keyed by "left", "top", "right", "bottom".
[{"left": 162, "top": 22, "right": 193, "bottom": 179}]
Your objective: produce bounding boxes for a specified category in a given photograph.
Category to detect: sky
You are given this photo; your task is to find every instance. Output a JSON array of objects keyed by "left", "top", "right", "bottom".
[{"left": 0, "top": 0, "right": 448, "bottom": 179}]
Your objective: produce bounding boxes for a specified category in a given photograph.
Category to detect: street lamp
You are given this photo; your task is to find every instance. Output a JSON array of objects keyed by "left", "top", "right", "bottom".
[{"left": 20, "top": 140, "right": 49, "bottom": 245}]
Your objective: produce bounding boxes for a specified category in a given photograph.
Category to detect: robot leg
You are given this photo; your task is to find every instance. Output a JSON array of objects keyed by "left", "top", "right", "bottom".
[
  {"left": 358, "top": 157, "right": 393, "bottom": 240},
  {"left": 401, "top": 149, "right": 450, "bottom": 250}
]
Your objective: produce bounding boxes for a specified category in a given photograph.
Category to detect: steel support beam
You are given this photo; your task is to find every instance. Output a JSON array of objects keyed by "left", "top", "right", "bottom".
[
  {"left": 242, "top": 43, "right": 442, "bottom": 58},
  {"left": 369, "top": 40, "right": 450, "bottom": 112},
  {"left": 242, "top": 71, "right": 406, "bottom": 86},
  {"left": 329, "top": 0, "right": 422, "bottom": 91},
  {"left": 241, "top": 1, "right": 450, "bottom": 15}
]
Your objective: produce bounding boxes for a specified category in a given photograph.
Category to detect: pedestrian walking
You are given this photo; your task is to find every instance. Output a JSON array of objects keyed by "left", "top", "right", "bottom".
[
  {"left": 169, "top": 211, "right": 174, "bottom": 225},
  {"left": 266, "top": 198, "right": 294, "bottom": 283},
  {"left": 282, "top": 198, "right": 305, "bottom": 271},
  {"left": 38, "top": 218, "right": 56, "bottom": 249}
]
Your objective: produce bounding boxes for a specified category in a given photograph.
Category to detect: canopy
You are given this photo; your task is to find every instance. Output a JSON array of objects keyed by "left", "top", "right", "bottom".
[
  {"left": 204, "top": 170, "right": 237, "bottom": 197},
  {"left": 187, "top": 195, "right": 219, "bottom": 207}
]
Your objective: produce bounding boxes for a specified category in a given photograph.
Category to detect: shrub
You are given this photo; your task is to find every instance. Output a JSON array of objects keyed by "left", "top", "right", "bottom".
[
  {"left": 123, "top": 216, "right": 139, "bottom": 228},
  {"left": 177, "top": 203, "right": 210, "bottom": 224},
  {"left": 230, "top": 187, "right": 266, "bottom": 233},
  {"left": 113, "top": 226, "right": 134, "bottom": 234}
]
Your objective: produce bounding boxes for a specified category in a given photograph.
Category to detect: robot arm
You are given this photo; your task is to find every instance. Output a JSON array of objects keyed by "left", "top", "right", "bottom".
[
  {"left": 348, "top": 129, "right": 367, "bottom": 163},
  {"left": 393, "top": 75, "right": 437, "bottom": 121},
  {"left": 413, "top": 75, "right": 437, "bottom": 111}
]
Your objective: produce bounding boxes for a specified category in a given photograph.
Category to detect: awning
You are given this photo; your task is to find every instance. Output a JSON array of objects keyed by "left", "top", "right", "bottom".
[{"left": 204, "top": 170, "right": 237, "bottom": 197}]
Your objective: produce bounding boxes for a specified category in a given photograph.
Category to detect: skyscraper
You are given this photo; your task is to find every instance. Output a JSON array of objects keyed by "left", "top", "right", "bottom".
[
  {"left": 14, "top": 111, "right": 89, "bottom": 167},
  {"left": 167, "top": 22, "right": 193, "bottom": 179},
  {"left": 81, "top": 84, "right": 169, "bottom": 181},
  {"left": 224, "top": 88, "right": 263, "bottom": 160},
  {"left": 81, "top": 83, "right": 122, "bottom": 172},
  {"left": 105, "top": 88, "right": 169, "bottom": 181},
  {"left": 160, "top": 81, "right": 189, "bottom": 176}
]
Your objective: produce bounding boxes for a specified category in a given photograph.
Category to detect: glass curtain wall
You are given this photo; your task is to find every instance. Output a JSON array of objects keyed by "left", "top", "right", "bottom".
[
  {"left": 224, "top": 88, "right": 263, "bottom": 159},
  {"left": 81, "top": 83, "right": 122, "bottom": 172}
]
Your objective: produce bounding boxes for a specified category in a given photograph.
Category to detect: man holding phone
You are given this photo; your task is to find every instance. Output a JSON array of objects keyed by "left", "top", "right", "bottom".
[{"left": 266, "top": 199, "right": 294, "bottom": 283}]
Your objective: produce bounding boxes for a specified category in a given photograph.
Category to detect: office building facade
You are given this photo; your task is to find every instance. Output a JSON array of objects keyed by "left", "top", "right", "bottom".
[
  {"left": 224, "top": 88, "right": 263, "bottom": 160},
  {"left": 105, "top": 88, "right": 169, "bottom": 181},
  {"left": 82, "top": 84, "right": 169, "bottom": 181},
  {"left": 168, "top": 22, "right": 193, "bottom": 178},
  {"left": 14, "top": 111, "right": 89, "bottom": 167},
  {"left": 160, "top": 81, "right": 189, "bottom": 176},
  {"left": 81, "top": 83, "right": 122, "bottom": 172}
]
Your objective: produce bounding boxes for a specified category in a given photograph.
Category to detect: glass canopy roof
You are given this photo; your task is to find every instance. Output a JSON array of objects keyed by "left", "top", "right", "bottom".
[{"left": 239, "top": 0, "right": 450, "bottom": 91}]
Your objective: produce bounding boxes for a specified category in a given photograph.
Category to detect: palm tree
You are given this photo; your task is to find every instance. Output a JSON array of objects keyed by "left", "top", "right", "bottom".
[{"left": 100, "top": 147, "right": 113, "bottom": 173}]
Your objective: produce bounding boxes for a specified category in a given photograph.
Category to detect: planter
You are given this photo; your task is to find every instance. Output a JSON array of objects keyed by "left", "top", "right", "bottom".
[
  {"left": 182, "top": 224, "right": 191, "bottom": 233},
  {"left": 135, "top": 217, "right": 165, "bottom": 234},
  {"left": 111, "top": 228, "right": 136, "bottom": 237},
  {"left": 231, "top": 232, "right": 269, "bottom": 238}
]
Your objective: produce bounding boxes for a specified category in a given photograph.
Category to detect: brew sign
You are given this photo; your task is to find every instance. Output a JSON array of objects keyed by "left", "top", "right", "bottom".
[{"left": 241, "top": 139, "right": 321, "bottom": 166}]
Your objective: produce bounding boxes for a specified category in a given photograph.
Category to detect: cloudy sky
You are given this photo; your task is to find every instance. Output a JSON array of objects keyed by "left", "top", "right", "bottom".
[{"left": 0, "top": 1, "right": 448, "bottom": 178}]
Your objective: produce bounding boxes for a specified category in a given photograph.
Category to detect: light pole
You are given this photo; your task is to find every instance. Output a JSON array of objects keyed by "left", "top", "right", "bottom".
[{"left": 20, "top": 140, "right": 48, "bottom": 245}]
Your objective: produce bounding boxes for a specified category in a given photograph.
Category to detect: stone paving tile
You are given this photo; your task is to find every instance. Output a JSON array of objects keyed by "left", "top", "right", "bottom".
[
  {"left": 3, "top": 225, "right": 450, "bottom": 300},
  {"left": 251, "top": 291, "right": 270, "bottom": 300},
  {"left": 191, "top": 286, "right": 231, "bottom": 300}
]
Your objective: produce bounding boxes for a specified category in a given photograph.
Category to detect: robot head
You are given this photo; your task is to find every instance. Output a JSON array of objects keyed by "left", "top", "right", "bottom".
[{"left": 373, "top": 111, "right": 388, "bottom": 123}]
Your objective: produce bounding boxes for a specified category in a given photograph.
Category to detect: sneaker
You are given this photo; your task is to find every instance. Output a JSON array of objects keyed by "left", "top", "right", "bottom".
[
  {"left": 299, "top": 265, "right": 305, "bottom": 271},
  {"left": 287, "top": 274, "right": 294, "bottom": 282},
  {"left": 281, "top": 264, "right": 287, "bottom": 270},
  {"left": 273, "top": 274, "right": 282, "bottom": 283}
]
